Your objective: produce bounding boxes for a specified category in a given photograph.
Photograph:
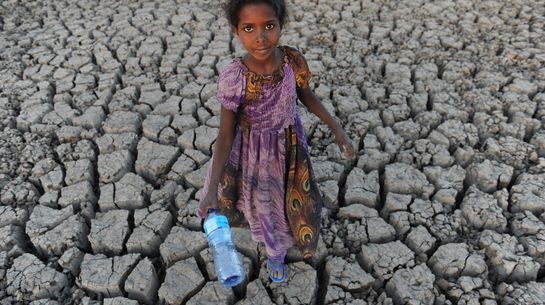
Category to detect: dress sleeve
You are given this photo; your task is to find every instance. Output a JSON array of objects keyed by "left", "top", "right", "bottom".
[
  {"left": 216, "top": 61, "right": 245, "bottom": 112},
  {"left": 284, "top": 46, "right": 312, "bottom": 89}
]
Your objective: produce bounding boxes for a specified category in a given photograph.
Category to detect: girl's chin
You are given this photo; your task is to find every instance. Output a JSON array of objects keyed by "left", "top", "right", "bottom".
[{"left": 250, "top": 49, "right": 276, "bottom": 62}]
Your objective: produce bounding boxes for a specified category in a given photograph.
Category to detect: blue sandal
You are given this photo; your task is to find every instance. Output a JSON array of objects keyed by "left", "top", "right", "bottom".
[{"left": 267, "top": 258, "right": 286, "bottom": 282}]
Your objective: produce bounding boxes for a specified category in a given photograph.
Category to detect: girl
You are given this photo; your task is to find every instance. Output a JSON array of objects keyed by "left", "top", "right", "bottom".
[{"left": 198, "top": 0, "right": 354, "bottom": 283}]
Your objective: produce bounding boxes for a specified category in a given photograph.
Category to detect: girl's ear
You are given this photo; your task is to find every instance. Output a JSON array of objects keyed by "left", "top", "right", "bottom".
[{"left": 232, "top": 26, "right": 238, "bottom": 36}]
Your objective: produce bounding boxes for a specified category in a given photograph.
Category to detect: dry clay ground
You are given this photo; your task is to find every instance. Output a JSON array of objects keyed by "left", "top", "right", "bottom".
[{"left": 1, "top": 0, "right": 545, "bottom": 304}]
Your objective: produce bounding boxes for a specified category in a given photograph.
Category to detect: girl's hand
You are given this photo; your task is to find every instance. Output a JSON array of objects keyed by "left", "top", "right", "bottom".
[
  {"left": 335, "top": 131, "right": 355, "bottom": 160},
  {"left": 198, "top": 192, "right": 219, "bottom": 218}
]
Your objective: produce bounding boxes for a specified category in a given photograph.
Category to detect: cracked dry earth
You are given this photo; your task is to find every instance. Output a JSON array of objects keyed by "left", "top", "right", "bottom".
[{"left": 1, "top": 0, "right": 545, "bottom": 304}]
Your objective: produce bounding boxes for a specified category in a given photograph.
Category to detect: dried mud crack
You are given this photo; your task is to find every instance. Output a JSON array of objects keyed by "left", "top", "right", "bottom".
[{"left": 1, "top": 0, "right": 545, "bottom": 304}]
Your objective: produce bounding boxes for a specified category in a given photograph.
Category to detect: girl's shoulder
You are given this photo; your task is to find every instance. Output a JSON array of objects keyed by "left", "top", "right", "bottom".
[
  {"left": 216, "top": 58, "right": 246, "bottom": 112},
  {"left": 279, "top": 46, "right": 312, "bottom": 89},
  {"left": 217, "top": 58, "right": 247, "bottom": 88},
  {"left": 280, "top": 45, "right": 304, "bottom": 58},
  {"left": 218, "top": 58, "right": 246, "bottom": 78}
]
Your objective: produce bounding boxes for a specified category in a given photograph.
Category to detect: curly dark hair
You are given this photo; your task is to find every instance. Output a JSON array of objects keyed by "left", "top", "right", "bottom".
[{"left": 224, "top": 0, "right": 287, "bottom": 28}]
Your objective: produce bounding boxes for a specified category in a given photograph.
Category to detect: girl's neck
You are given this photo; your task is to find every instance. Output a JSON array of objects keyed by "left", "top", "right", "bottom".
[{"left": 242, "top": 47, "right": 282, "bottom": 75}]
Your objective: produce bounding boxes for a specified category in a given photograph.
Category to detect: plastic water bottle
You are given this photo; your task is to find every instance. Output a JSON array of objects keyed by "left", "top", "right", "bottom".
[{"left": 203, "top": 208, "right": 245, "bottom": 287}]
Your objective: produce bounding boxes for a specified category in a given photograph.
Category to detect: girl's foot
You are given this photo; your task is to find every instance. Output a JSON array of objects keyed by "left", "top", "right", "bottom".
[{"left": 267, "top": 258, "right": 286, "bottom": 282}]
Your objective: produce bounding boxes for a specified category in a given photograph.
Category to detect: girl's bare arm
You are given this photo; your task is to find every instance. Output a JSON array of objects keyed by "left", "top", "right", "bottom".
[
  {"left": 297, "top": 86, "right": 355, "bottom": 158},
  {"left": 198, "top": 106, "right": 237, "bottom": 215}
]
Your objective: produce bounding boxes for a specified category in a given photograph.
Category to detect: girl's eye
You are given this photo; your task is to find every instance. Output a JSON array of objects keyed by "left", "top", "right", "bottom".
[
  {"left": 243, "top": 26, "right": 253, "bottom": 33},
  {"left": 265, "top": 24, "right": 275, "bottom": 30}
]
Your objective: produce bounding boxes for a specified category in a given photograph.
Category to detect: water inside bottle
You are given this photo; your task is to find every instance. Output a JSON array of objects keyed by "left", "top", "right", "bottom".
[{"left": 214, "top": 245, "right": 244, "bottom": 287}]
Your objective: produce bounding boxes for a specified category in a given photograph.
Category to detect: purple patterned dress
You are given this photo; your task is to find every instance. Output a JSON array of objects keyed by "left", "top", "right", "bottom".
[{"left": 200, "top": 47, "right": 312, "bottom": 261}]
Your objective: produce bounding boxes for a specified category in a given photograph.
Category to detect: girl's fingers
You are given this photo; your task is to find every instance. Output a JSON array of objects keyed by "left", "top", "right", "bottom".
[
  {"left": 336, "top": 137, "right": 355, "bottom": 159},
  {"left": 345, "top": 145, "right": 354, "bottom": 159}
]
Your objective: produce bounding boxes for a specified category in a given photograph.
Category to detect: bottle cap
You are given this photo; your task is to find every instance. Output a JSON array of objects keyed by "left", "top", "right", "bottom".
[{"left": 208, "top": 208, "right": 215, "bottom": 213}]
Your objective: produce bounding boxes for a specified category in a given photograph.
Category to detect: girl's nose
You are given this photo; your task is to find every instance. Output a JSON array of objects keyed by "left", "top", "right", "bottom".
[{"left": 256, "top": 29, "right": 267, "bottom": 42}]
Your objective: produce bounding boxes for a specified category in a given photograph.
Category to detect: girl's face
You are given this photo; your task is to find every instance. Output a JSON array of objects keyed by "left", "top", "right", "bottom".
[{"left": 233, "top": 3, "right": 281, "bottom": 63}]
